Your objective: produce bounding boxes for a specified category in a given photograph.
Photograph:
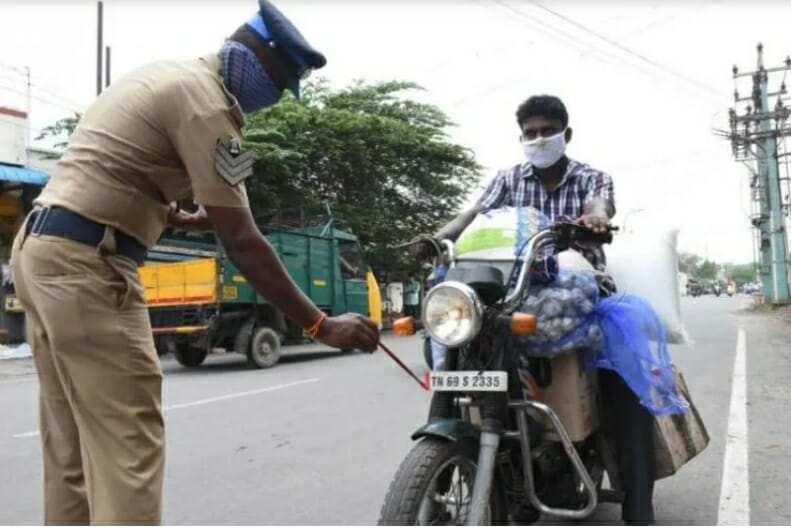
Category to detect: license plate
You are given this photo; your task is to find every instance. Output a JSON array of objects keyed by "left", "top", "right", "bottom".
[{"left": 428, "top": 371, "right": 508, "bottom": 392}]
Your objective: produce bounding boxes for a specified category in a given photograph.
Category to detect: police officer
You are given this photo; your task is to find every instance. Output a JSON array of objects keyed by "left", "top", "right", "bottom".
[{"left": 10, "top": 1, "right": 379, "bottom": 524}]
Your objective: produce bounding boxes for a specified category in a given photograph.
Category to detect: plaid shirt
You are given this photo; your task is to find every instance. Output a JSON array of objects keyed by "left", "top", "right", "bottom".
[{"left": 478, "top": 158, "right": 615, "bottom": 271}]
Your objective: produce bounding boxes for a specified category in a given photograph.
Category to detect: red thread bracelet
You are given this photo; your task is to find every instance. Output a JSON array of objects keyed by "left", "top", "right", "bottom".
[{"left": 307, "top": 312, "right": 327, "bottom": 338}]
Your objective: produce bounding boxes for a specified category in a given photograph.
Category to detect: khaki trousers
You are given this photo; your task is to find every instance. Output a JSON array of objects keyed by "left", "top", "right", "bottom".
[{"left": 10, "top": 228, "right": 164, "bottom": 525}]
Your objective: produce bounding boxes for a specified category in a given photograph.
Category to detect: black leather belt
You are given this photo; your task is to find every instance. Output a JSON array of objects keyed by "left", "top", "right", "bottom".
[{"left": 26, "top": 206, "right": 147, "bottom": 265}]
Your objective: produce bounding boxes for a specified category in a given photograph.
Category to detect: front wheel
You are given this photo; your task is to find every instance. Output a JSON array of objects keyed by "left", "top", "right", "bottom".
[{"left": 378, "top": 438, "right": 507, "bottom": 525}]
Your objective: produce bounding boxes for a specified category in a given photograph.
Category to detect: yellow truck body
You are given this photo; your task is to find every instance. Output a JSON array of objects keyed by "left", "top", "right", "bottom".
[{"left": 139, "top": 258, "right": 218, "bottom": 308}]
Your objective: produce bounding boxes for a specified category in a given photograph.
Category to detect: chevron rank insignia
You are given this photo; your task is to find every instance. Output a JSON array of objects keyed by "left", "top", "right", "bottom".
[{"left": 214, "top": 137, "right": 254, "bottom": 186}]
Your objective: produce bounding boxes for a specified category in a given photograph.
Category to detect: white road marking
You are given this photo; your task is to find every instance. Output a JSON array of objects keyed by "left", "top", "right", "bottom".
[
  {"left": 717, "top": 329, "right": 749, "bottom": 525},
  {"left": 12, "top": 430, "right": 39, "bottom": 439},
  {"left": 163, "top": 378, "right": 319, "bottom": 411},
  {"left": 11, "top": 378, "right": 319, "bottom": 440}
]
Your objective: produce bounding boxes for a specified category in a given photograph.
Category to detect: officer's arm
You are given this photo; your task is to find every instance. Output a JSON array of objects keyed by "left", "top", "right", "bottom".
[
  {"left": 205, "top": 205, "right": 325, "bottom": 327},
  {"left": 204, "top": 205, "right": 379, "bottom": 350}
]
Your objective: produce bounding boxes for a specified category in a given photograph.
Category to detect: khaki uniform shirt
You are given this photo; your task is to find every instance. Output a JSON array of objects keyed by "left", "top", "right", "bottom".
[{"left": 37, "top": 54, "right": 250, "bottom": 249}]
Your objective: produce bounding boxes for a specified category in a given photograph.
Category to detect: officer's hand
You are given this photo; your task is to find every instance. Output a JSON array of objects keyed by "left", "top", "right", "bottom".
[
  {"left": 576, "top": 214, "right": 610, "bottom": 234},
  {"left": 316, "top": 313, "right": 380, "bottom": 352},
  {"left": 169, "top": 205, "right": 212, "bottom": 231}
]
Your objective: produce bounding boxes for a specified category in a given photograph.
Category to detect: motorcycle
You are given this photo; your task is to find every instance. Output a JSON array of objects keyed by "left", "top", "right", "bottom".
[
  {"left": 378, "top": 222, "right": 640, "bottom": 525},
  {"left": 713, "top": 283, "right": 722, "bottom": 297},
  {"left": 726, "top": 283, "right": 736, "bottom": 297}
]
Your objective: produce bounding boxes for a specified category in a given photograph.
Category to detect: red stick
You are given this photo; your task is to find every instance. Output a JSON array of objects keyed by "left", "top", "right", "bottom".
[{"left": 378, "top": 340, "right": 429, "bottom": 390}]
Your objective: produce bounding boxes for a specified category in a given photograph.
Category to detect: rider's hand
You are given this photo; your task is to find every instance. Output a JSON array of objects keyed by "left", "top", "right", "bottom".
[
  {"left": 576, "top": 214, "right": 609, "bottom": 234},
  {"left": 315, "top": 313, "right": 380, "bottom": 352},
  {"left": 408, "top": 241, "right": 432, "bottom": 261}
]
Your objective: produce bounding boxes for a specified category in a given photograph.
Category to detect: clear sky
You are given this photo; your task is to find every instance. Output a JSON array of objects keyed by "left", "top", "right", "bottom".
[{"left": 3, "top": 0, "right": 791, "bottom": 264}]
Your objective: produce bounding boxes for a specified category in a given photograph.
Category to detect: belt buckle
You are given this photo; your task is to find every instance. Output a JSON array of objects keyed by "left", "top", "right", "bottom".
[{"left": 29, "top": 206, "right": 52, "bottom": 236}]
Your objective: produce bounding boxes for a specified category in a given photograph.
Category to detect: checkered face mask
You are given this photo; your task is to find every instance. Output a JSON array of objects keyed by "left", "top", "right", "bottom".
[{"left": 220, "top": 41, "right": 283, "bottom": 113}]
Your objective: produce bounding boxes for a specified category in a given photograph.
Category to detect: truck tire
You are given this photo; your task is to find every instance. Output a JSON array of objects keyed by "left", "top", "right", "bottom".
[
  {"left": 174, "top": 345, "right": 207, "bottom": 368},
  {"left": 247, "top": 327, "right": 281, "bottom": 369},
  {"left": 154, "top": 336, "right": 173, "bottom": 357}
]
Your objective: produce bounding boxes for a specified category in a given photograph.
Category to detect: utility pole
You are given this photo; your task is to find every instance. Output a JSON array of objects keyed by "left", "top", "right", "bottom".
[
  {"left": 725, "top": 43, "right": 791, "bottom": 304},
  {"left": 96, "top": 1, "right": 104, "bottom": 96},
  {"left": 25, "top": 66, "right": 31, "bottom": 166},
  {"left": 105, "top": 45, "right": 111, "bottom": 88}
]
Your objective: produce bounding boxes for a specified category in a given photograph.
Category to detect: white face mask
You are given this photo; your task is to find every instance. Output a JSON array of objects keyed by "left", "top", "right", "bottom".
[{"left": 521, "top": 130, "right": 567, "bottom": 168}]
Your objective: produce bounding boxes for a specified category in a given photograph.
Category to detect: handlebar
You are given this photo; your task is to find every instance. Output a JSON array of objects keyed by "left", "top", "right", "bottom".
[
  {"left": 388, "top": 235, "right": 442, "bottom": 256},
  {"left": 504, "top": 223, "right": 617, "bottom": 312},
  {"left": 552, "top": 222, "right": 618, "bottom": 251},
  {"left": 389, "top": 235, "right": 456, "bottom": 265},
  {"left": 395, "top": 222, "right": 616, "bottom": 311},
  {"left": 502, "top": 229, "right": 556, "bottom": 311}
]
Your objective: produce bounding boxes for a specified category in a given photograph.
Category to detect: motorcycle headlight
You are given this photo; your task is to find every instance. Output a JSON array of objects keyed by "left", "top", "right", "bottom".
[{"left": 422, "top": 281, "right": 483, "bottom": 347}]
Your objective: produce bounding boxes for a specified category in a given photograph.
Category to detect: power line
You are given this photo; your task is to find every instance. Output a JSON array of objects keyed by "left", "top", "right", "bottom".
[
  {"left": 524, "top": 0, "right": 729, "bottom": 100},
  {"left": 486, "top": 0, "right": 651, "bottom": 73},
  {"left": 478, "top": 1, "right": 677, "bottom": 100},
  {"left": 0, "top": 62, "right": 85, "bottom": 111},
  {"left": 0, "top": 83, "right": 80, "bottom": 114},
  {"left": 0, "top": 75, "right": 84, "bottom": 112},
  {"left": 29, "top": 82, "right": 85, "bottom": 111},
  {"left": 0, "top": 61, "right": 26, "bottom": 77},
  {"left": 614, "top": 8, "right": 688, "bottom": 42},
  {"left": 484, "top": 0, "right": 722, "bottom": 105}
]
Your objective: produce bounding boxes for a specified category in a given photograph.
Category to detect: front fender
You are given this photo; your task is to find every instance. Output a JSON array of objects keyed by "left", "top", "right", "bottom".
[{"left": 411, "top": 418, "right": 480, "bottom": 443}]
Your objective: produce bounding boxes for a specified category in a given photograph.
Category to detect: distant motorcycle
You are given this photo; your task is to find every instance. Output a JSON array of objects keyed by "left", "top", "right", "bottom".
[
  {"left": 713, "top": 284, "right": 722, "bottom": 297},
  {"left": 687, "top": 280, "right": 703, "bottom": 297}
]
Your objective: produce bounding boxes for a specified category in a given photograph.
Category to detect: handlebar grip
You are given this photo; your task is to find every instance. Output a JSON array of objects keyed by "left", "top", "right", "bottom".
[
  {"left": 576, "top": 230, "right": 613, "bottom": 245},
  {"left": 553, "top": 223, "right": 615, "bottom": 250},
  {"left": 388, "top": 235, "right": 443, "bottom": 257}
]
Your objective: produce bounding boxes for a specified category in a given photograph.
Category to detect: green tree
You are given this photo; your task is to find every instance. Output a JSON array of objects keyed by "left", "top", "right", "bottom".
[
  {"left": 678, "top": 252, "right": 702, "bottom": 275},
  {"left": 35, "top": 112, "right": 81, "bottom": 157},
  {"left": 725, "top": 263, "right": 758, "bottom": 285},
  {"left": 243, "top": 79, "right": 481, "bottom": 276},
  {"left": 696, "top": 259, "right": 718, "bottom": 280}
]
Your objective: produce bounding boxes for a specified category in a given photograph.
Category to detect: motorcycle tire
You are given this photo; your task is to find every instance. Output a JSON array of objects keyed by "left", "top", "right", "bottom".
[{"left": 378, "top": 438, "right": 508, "bottom": 525}]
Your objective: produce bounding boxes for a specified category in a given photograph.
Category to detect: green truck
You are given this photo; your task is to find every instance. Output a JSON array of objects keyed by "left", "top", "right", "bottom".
[{"left": 140, "top": 208, "right": 381, "bottom": 369}]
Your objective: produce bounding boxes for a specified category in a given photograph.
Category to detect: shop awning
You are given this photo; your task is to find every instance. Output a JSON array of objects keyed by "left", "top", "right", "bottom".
[{"left": 0, "top": 164, "right": 49, "bottom": 186}]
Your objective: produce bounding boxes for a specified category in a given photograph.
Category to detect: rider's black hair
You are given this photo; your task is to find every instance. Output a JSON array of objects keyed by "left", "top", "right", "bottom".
[{"left": 516, "top": 95, "right": 569, "bottom": 128}]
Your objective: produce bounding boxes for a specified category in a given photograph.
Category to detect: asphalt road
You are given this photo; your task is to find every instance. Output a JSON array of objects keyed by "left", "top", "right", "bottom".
[{"left": 1, "top": 295, "right": 788, "bottom": 525}]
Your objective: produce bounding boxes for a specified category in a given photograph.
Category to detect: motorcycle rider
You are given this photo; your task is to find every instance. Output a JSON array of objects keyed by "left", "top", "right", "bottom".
[{"left": 412, "top": 94, "right": 655, "bottom": 524}]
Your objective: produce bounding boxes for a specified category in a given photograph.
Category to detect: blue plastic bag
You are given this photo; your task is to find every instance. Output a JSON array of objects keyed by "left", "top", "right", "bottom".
[{"left": 592, "top": 295, "right": 689, "bottom": 416}]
